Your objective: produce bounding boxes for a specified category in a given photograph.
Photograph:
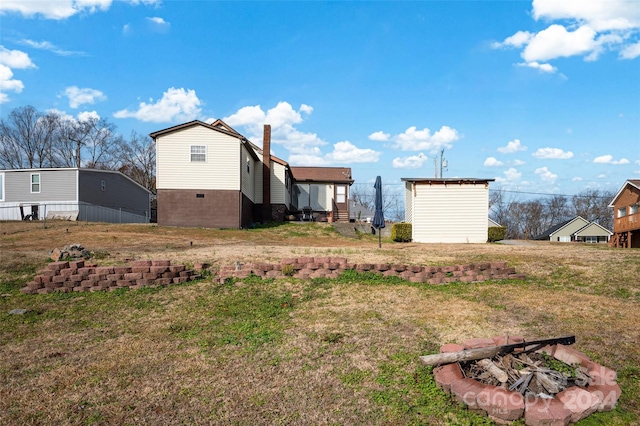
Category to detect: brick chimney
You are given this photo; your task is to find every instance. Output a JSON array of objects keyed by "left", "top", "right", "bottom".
[{"left": 262, "top": 124, "right": 271, "bottom": 222}]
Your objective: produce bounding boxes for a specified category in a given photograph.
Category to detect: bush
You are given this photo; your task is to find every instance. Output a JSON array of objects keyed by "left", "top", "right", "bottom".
[
  {"left": 488, "top": 226, "right": 507, "bottom": 242},
  {"left": 391, "top": 222, "right": 412, "bottom": 242}
]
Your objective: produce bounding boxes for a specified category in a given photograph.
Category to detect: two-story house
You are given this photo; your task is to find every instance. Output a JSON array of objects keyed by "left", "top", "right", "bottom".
[
  {"left": 150, "top": 120, "right": 353, "bottom": 228},
  {"left": 609, "top": 179, "right": 640, "bottom": 248}
]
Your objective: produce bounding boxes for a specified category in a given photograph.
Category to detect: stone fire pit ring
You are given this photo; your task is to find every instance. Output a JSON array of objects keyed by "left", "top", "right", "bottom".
[{"left": 432, "top": 335, "right": 621, "bottom": 425}]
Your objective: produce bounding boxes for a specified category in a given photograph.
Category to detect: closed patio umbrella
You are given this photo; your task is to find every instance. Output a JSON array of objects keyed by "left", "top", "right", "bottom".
[{"left": 372, "top": 176, "right": 385, "bottom": 248}]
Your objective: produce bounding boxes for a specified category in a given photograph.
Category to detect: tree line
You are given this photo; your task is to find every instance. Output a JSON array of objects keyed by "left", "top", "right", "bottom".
[
  {"left": 489, "top": 188, "right": 615, "bottom": 239},
  {"left": 0, "top": 105, "right": 155, "bottom": 191}
]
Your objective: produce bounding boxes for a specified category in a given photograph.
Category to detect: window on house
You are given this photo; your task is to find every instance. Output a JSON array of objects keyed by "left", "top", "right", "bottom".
[
  {"left": 336, "top": 185, "right": 346, "bottom": 203},
  {"left": 191, "top": 145, "right": 206, "bottom": 162},
  {"left": 630, "top": 204, "right": 639, "bottom": 215},
  {"left": 31, "top": 173, "right": 40, "bottom": 193},
  {"left": 101, "top": 180, "right": 106, "bottom": 191},
  {"left": 618, "top": 207, "right": 627, "bottom": 218}
]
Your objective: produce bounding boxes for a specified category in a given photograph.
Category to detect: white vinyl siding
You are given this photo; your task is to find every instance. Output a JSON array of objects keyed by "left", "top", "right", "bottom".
[
  {"left": 271, "top": 163, "right": 287, "bottom": 205},
  {"left": 404, "top": 182, "right": 413, "bottom": 223},
  {"left": 241, "top": 145, "right": 255, "bottom": 202},
  {"left": 156, "top": 125, "right": 240, "bottom": 190},
  {"left": 411, "top": 183, "right": 489, "bottom": 243}
]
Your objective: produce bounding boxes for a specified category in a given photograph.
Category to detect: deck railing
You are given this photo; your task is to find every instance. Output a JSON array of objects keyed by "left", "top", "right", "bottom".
[{"left": 614, "top": 213, "right": 639, "bottom": 233}]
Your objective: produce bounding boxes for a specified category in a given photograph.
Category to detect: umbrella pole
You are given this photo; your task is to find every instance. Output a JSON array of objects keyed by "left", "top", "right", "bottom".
[{"left": 378, "top": 230, "right": 381, "bottom": 248}]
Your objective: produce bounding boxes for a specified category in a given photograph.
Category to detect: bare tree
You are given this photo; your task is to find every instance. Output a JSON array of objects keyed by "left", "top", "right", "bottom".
[
  {"left": 572, "top": 188, "right": 615, "bottom": 230},
  {"left": 0, "top": 105, "right": 57, "bottom": 168},
  {"left": 115, "top": 131, "right": 156, "bottom": 191},
  {"left": 350, "top": 182, "right": 405, "bottom": 222},
  {"left": 75, "top": 117, "right": 119, "bottom": 169}
]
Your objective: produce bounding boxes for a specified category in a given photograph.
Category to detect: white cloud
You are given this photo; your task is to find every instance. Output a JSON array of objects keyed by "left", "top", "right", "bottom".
[
  {"left": 494, "top": 167, "right": 522, "bottom": 185},
  {"left": 0, "top": 64, "right": 23, "bottom": 103},
  {"left": 523, "top": 24, "right": 597, "bottom": 62},
  {"left": 20, "top": 39, "right": 84, "bottom": 56},
  {"left": 484, "top": 157, "right": 504, "bottom": 167},
  {"left": 224, "top": 102, "right": 326, "bottom": 154},
  {"left": 620, "top": 41, "right": 640, "bottom": 59},
  {"left": 494, "top": 0, "right": 640, "bottom": 71},
  {"left": 147, "top": 16, "right": 167, "bottom": 25},
  {"left": 497, "top": 138, "right": 527, "bottom": 154},
  {"left": 572, "top": 177, "right": 583, "bottom": 181},
  {"left": 77, "top": 110, "right": 100, "bottom": 122},
  {"left": 114, "top": 87, "right": 202, "bottom": 123},
  {"left": 535, "top": 166, "right": 558, "bottom": 183},
  {"left": 0, "top": 0, "right": 160, "bottom": 20},
  {"left": 392, "top": 153, "right": 429, "bottom": 169},
  {"left": 532, "top": 147, "right": 574, "bottom": 159},
  {"left": 492, "top": 31, "right": 534, "bottom": 49},
  {"left": 597, "top": 173, "right": 607, "bottom": 178},
  {"left": 593, "top": 154, "right": 630, "bottom": 164},
  {"left": 223, "top": 102, "right": 381, "bottom": 166},
  {"left": 63, "top": 86, "right": 107, "bottom": 108},
  {"left": 532, "top": 0, "right": 640, "bottom": 32},
  {"left": 516, "top": 61, "right": 558, "bottom": 73},
  {"left": 147, "top": 16, "right": 170, "bottom": 32},
  {"left": 368, "top": 131, "right": 390, "bottom": 141},
  {"left": 512, "top": 159, "right": 526, "bottom": 166},
  {"left": 325, "top": 141, "right": 380, "bottom": 164},
  {"left": 0, "top": 0, "right": 111, "bottom": 20},
  {"left": 390, "top": 125, "right": 460, "bottom": 152},
  {"left": 0, "top": 45, "right": 36, "bottom": 69},
  {"left": 0, "top": 47, "right": 34, "bottom": 103}
]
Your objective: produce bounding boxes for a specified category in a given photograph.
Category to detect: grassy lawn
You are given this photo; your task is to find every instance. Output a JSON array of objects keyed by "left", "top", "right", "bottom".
[{"left": 1, "top": 221, "right": 639, "bottom": 425}]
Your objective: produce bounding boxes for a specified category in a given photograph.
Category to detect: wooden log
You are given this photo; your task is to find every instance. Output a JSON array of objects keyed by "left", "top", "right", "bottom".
[
  {"left": 419, "top": 335, "right": 576, "bottom": 366},
  {"left": 477, "top": 359, "right": 508, "bottom": 383}
]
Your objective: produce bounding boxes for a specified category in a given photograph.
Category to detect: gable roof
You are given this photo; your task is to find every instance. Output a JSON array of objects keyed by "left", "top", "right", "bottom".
[
  {"left": 290, "top": 167, "right": 354, "bottom": 184},
  {"left": 149, "top": 120, "right": 259, "bottom": 161},
  {"left": 573, "top": 221, "right": 612, "bottom": 237},
  {"left": 608, "top": 179, "right": 640, "bottom": 207},
  {"left": 534, "top": 216, "right": 589, "bottom": 240}
]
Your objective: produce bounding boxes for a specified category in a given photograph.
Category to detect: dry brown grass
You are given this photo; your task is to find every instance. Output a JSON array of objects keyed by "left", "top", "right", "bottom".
[{"left": 1, "top": 220, "right": 639, "bottom": 425}]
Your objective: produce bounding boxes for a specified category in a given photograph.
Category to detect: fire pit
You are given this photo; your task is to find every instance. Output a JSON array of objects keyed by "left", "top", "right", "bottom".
[{"left": 421, "top": 336, "right": 621, "bottom": 425}]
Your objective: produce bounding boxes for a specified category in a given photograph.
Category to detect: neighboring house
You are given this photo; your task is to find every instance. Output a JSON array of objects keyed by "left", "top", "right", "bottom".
[
  {"left": 350, "top": 200, "right": 375, "bottom": 222},
  {"left": 488, "top": 218, "right": 502, "bottom": 228},
  {"left": 534, "top": 216, "right": 611, "bottom": 243},
  {"left": 150, "top": 120, "right": 353, "bottom": 228},
  {"left": 608, "top": 179, "right": 640, "bottom": 248},
  {"left": 0, "top": 168, "right": 151, "bottom": 223},
  {"left": 402, "top": 178, "right": 494, "bottom": 243},
  {"left": 290, "top": 167, "right": 354, "bottom": 223}
]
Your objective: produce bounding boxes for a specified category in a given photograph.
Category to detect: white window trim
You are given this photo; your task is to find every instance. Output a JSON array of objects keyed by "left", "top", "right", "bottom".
[
  {"left": 30, "top": 173, "right": 41, "bottom": 194},
  {"left": 618, "top": 207, "right": 627, "bottom": 218},
  {"left": 190, "top": 145, "right": 207, "bottom": 162}
]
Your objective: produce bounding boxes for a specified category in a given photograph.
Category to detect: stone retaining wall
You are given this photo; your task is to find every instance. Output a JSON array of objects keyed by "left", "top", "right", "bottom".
[
  {"left": 217, "top": 257, "right": 526, "bottom": 284},
  {"left": 433, "top": 336, "right": 621, "bottom": 425},
  {"left": 20, "top": 260, "right": 200, "bottom": 294}
]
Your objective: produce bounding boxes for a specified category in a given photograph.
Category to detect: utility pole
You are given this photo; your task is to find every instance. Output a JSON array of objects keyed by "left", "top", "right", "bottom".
[{"left": 439, "top": 149, "right": 448, "bottom": 178}]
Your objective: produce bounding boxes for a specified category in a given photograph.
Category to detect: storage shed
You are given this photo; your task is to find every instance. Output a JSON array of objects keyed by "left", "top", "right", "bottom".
[{"left": 402, "top": 178, "right": 494, "bottom": 243}]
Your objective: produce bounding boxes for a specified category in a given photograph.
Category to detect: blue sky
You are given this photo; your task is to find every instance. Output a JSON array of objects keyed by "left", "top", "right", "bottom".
[{"left": 1, "top": 0, "right": 639, "bottom": 196}]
